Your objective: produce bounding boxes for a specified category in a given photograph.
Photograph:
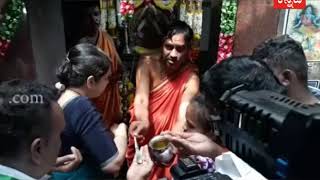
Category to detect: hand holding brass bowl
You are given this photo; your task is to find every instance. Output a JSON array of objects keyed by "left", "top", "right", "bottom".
[{"left": 148, "top": 135, "right": 175, "bottom": 166}]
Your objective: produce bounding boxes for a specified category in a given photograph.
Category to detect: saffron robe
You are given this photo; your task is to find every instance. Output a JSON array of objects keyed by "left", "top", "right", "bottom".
[
  {"left": 92, "top": 30, "right": 122, "bottom": 128},
  {"left": 126, "top": 65, "right": 197, "bottom": 180}
]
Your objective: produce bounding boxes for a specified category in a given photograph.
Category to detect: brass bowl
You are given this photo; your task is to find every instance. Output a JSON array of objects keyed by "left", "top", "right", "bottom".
[{"left": 148, "top": 135, "right": 175, "bottom": 166}]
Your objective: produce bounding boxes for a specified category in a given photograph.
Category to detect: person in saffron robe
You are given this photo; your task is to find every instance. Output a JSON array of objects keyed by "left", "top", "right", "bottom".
[
  {"left": 127, "top": 21, "right": 200, "bottom": 180},
  {"left": 79, "top": 2, "right": 122, "bottom": 128}
]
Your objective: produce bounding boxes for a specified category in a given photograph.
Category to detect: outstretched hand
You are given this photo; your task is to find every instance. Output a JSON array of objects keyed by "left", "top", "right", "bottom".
[
  {"left": 127, "top": 145, "right": 154, "bottom": 180},
  {"left": 162, "top": 131, "right": 225, "bottom": 158},
  {"left": 52, "top": 146, "right": 83, "bottom": 173},
  {"left": 129, "top": 120, "right": 150, "bottom": 140}
]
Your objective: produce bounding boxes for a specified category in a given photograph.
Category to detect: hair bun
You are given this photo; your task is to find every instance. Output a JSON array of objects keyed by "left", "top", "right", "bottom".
[{"left": 55, "top": 82, "right": 66, "bottom": 91}]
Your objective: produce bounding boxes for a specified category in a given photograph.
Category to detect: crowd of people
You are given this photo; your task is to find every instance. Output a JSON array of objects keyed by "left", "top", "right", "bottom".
[{"left": 0, "top": 5, "right": 320, "bottom": 180}]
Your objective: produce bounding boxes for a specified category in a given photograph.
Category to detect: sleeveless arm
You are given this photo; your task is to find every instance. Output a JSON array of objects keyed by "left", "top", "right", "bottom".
[{"left": 174, "top": 73, "right": 200, "bottom": 132}]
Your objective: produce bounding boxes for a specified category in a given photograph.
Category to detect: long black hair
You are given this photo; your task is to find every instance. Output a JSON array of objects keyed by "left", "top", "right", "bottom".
[{"left": 164, "top": 20, "right": 194, "bottom": 48}]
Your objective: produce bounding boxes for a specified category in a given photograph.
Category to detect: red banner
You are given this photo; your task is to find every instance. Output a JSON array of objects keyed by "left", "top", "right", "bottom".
[{"left": 273, "top": 0, "right": 306, "bottom": 9}]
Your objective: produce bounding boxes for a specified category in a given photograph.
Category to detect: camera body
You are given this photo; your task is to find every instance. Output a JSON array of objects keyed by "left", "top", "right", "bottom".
[
  {"left": 170, "top": 157, "right": 232, "bottom": 180},
  {"left": 218, "top": 89, "right": 320, "bottom": 179}
]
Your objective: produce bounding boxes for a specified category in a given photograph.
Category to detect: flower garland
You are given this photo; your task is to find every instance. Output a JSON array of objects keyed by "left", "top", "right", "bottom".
[
  {"left": 119, "top": 72, "right": 135, "bottom": 124},
  {"left": 0, "top": 0, "right": 25, "bottom": 58},
  {"left": 217, "top": 0, "right": 238, "bottom": 63},
  {"left": 119, "top": 0, "right": 135, "bottom": 22}
]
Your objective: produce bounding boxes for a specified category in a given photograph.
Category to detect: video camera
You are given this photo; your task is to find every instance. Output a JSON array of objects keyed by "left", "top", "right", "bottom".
[
  {"left": 171, "top": 87, "right": 320, "bottom": 179},
  {"left": 218, "top": 87, "right": 320, "bottom": 179}
]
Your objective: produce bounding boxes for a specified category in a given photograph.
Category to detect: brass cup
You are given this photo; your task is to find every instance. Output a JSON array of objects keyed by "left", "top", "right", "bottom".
[{"left": 148, "top": 135, "right": 175, "bottom": 166}]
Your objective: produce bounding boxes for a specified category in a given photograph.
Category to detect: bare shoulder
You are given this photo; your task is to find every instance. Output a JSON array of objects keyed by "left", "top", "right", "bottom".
[
  {"left": 185, "top": 70, "right": 200, "bottom": 93},
  {"left": 137, "top": 53, "right": 161, "bottom": 70},
  {"left": 187, "top": 66, "right": 200, "bottom": 83},
  {"left": 188, "top": 72, "right": 199, "bottom": 85},
  {"left": 189, "top": 71, "right": 199, "bottom": 81},
  {"left": 136, "top": 53, "right": 159, "bottom": 82}
]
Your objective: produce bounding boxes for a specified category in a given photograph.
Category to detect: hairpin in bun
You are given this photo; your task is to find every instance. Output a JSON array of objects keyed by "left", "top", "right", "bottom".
[{"left": 55, "top": 82, "right": 66, "bottom": 91}]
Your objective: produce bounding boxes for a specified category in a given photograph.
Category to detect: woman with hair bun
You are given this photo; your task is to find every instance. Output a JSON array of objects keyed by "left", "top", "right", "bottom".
[{"left": 52, "top": 43, "right": 127, "bottom": 179}]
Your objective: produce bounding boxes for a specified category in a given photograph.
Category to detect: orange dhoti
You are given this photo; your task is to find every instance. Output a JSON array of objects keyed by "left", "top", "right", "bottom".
[
  {"left": 126, "top": 66, "right": 196, "bottom": 180},
  {"left": 92, "top": 30, "right": 122, "bottom": 128}
]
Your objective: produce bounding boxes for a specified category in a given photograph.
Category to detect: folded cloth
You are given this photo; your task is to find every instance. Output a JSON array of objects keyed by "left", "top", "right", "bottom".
[{"left": 215, "top": 151, "right": 267, "bottom": 180}]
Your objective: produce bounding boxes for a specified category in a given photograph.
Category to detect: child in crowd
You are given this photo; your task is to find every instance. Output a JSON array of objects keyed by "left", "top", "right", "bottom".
[
  {"left": 183, "top": 94, "right": 224, "bottom": 172},
  {"left": 184, "top": 94, "right": 216, "bottom": 137}
]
